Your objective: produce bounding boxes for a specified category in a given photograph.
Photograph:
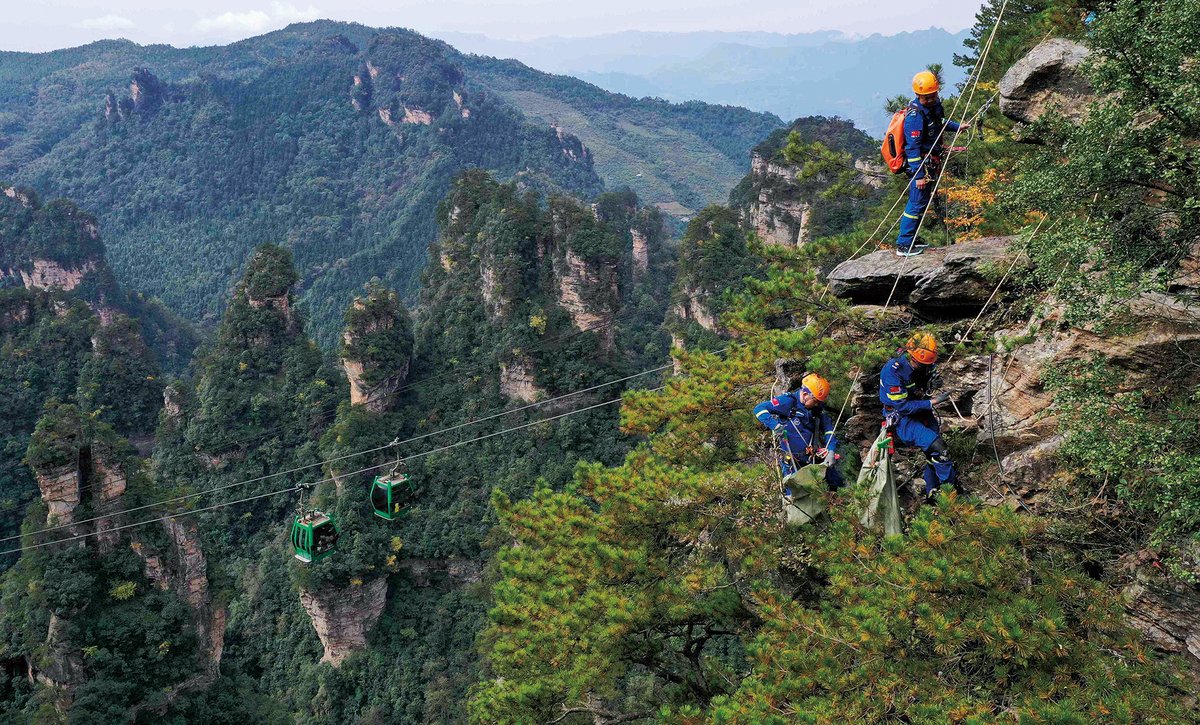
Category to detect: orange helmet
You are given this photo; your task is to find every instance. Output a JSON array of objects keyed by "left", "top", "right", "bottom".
[
  {"left": 800, "top": 373, "right": 831, "bottom": 403},
  {"left": 905, "top": 333, "right": 938, "bottom": 365},
  {"left": 912, "top": 70, "right": 940, "bottom": 95}
]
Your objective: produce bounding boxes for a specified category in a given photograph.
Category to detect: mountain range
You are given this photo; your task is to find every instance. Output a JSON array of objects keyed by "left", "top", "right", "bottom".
[
  {"left": 0, "top": 21, "right": 781, "bottom": 340},
  {"left": 433, "top": 28, "right": 971, "bottom": 134}
]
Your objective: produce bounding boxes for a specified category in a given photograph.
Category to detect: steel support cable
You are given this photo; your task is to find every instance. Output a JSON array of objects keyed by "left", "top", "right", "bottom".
[
  {"left": 2, "top": 388, "right": 666, "bottom": 556},
  {"left": 0, "top": 361, "right": 673, "bottom": 545}
]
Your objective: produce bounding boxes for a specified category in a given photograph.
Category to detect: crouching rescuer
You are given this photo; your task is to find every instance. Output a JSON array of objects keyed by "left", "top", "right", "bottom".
[
  {"left": 754, "top": 374, "right": 844, "bottom": 495},
  {"left": 879, "top": 333, "right": 958, "bottom": 502}
]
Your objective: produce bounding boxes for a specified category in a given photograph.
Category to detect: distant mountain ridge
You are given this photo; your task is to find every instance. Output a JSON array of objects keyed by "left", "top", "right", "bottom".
[
  {"left": 0, "top": 21, "right": 781, "bottom": 341},
  {"left": 434, "top": 28, "right": 971, "bottom": 134}
]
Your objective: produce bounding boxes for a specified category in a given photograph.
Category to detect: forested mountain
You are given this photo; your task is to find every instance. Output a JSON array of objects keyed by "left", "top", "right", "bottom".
[
  {"left": 0, "top": 21, "right": 779, "bottom": 343},
  {"left": 0, "top": 184, "right": 195, "bottom": 557},
  {"left": 0, "top": 166, "right": 684, "bottom": 720},
  {"left": 2, "top": 1, "right": 1198, "bottom": 722}
]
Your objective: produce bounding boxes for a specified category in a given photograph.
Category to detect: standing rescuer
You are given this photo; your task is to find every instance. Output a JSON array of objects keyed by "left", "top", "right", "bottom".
[
  {"left": 879, "top": 333, "right": 957, "bottom": 502},
  {"left": 754, "top": 373, "right": 844, "bottom": 495},
  {"left": 895, "top": 70, "right": 969, "bottom": 257}
]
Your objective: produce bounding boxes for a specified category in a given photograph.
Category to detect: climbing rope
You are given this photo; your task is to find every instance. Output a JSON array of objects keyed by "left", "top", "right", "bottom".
[{"left": 828, "top": 0, "right": 1010, "bottom": 439}]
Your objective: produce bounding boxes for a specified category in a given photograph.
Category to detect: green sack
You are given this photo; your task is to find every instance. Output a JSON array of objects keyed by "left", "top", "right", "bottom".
[
  {"left": 781, "top": 463, "right": 827, "bottom": 527},
  {"left": 858, "top": 428, "right": 902, "bottom": 536}
]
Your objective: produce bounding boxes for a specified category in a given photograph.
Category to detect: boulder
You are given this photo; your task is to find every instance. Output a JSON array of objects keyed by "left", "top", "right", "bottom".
[
  {"left": 827, "top": 236, "right": 1024, "bottom": 315},
  {"left": 999, "top": 38, "right": 1095, "bottom": 126}
]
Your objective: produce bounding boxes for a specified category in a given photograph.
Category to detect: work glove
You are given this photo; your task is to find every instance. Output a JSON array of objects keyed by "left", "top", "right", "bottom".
[{"left": 930, "top": 391, "right": 952, "bottom": 407}]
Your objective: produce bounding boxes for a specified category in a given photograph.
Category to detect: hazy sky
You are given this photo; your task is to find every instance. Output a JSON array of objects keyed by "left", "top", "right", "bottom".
[{"left": 1, "top": 0, "right": 981, "bottom": 53}]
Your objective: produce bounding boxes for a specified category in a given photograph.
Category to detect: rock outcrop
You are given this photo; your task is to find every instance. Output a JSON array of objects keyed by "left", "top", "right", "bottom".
[
  {"left": 340, "top": 289, "right": 413, "bottom": 413},
  {"left": 746, "top": 153, "right": 815, "bottom": 247},
  {"left": 92, "top": 448, "right": 128, "bottom": 552},
  {"left": 12, "top": 259, "right": 98, "bottom": 292},
  {"left": 399, "top": 558, "right": 484, "bottom": 587},
  {"left": 402, "top": 106, "right": 433, "bottom": 125},
  {"left": 127, "top": 518, "right": 225, "bottom": 717},
  {"left": 35, "top": 464, "right": 81, "bottom": 528},
  {"left": 557, "top": 250, "right": 618, "bottom": 349},
  {"left": 33, "top": 614, "right": 85, "bottom": 714},
  {"left": 631, "top": 228, "right": 650, "bottom": 275},
  {"left": 827, "top": 236, "right": 1025, "bottom": 316},
  {"left": 499, "top": 356, "right": 545, "bottom": 404},
  {"left": 673, "top": 288, "right": 722, "bottom": 333},
  {"left": 299, "top": 578, "right": 389, "bottom": 666},
  {"left": 828, "top": 233, "right": 1200, "bottom": 669},
  {"left": 105, "top": 68, "right": 172, "bottom": 121},
  {"left": 1123, "top": 579, "right": 1200, "bottom": 676},
  {"left": 1000, "top": 38, "right": 1095, "bottom": 126}
]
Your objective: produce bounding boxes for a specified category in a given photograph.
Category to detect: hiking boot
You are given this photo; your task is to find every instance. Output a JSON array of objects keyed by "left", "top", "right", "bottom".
[
  {"left": 895, "top": 246, "right": 925, "bottom": 258},
  {"left": 911, "top": 237, "right": 931, "bottom": 250}
]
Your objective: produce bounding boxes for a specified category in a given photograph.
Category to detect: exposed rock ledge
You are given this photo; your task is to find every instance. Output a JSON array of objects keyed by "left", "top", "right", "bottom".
[
  {"left": 300, "top": 577, "right": 388, "bottom": 666},
  {"left": 6, "top": 259, "right": 97, "bottom": 292},
  {"left": 828, "top": 236, "right": 1025, "bottom": 315}
]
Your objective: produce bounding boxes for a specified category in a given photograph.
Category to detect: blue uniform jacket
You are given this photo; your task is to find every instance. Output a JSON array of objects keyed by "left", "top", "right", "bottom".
[
  {"left": 753, "top": 393, "right": 838, "bottom": 458},
  {"left": 904, "top": 98, "right": 961, "bottom": 180},
  {"left": 879, "top": 355, "right": 935, "bottom": 417}
]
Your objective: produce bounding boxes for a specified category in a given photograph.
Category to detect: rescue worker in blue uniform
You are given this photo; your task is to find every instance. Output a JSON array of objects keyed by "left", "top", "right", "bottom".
[
  {"left": 880, "top": 333, "right": 956, "bottom": 501},
  {"left": 896, "top": 70, "right": 969, "bottom": 256},
  {"left": 753, "top": 373, "right": 843, "bottom": 494}
]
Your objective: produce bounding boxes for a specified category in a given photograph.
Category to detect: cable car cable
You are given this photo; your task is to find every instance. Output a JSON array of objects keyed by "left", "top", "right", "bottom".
[{"left": 1, "top": 388, "right": 662, "bottom": 557}]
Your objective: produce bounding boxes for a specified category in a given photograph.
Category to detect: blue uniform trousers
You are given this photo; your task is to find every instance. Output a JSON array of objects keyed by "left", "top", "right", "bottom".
[
  {"left": 892, "top": 411, "right": 956, "bottom": 495},
  {"left": 896, "top": 177, "right": 933, "bottom": 250}
]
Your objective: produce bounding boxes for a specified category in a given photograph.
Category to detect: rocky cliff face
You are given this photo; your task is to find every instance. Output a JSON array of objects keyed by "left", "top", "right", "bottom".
[
  {"left": 556, "top": 249, "right": 618, "bottom": 349},
  {"left": 399, "top": 558, "right": 484, "bottom": 587},
  {"left": 421, "top": 175, "right": 665, "bottom": 409},
  {"left": 299, "top": 577, "right": 389, "bottom": 666},
  {"left": 673, "top": 289, "right": 723, "bottom": 333},
  {"left": 91, "top": 448, "right": 128, "bottom": 552},
  {"left": 730, "top": 117, "right": 884, "bottom": 248},
  {"left": 28, "top": 421, "right": 130, "bottom": 548},
  {"left": 12, "top": 259, "right": 98, "bottom": 292},
  {"left": 746, "top": 152, "right": 816, "bottom": 247},
  {"left": 0, "top": 183, "right": 120, "bottom": 322},
  {"left": 133, "top": 519, "right": 225, "bottom": 678},
  {"left": 104, "top": 68, "right": 172, "bottom": 121},
  {"left": 341, "top": 296, "right": 412, "bottom": 412},
  {"left": 828, "top": 235, "right": 1200, "bottom": 672},
  {"left": 631, "top": 228, "right": 650, "bottom": 276},
  {"left": 499, "top": 356, "right": 546, "bottom": 403}
]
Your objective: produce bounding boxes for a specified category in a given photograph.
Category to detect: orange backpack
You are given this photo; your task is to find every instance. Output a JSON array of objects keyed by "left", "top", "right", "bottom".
[{"left": 881, "top": 109, "right": 909, "bottom": 175}]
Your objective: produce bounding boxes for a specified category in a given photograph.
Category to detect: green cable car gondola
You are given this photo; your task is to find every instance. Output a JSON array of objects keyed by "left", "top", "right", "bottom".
[
  {"left": 371, "top": 465, "right": 417, "bottom": 521},
  {"left": 291, "top": 510, "right": 339, "bottom": 563}
]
